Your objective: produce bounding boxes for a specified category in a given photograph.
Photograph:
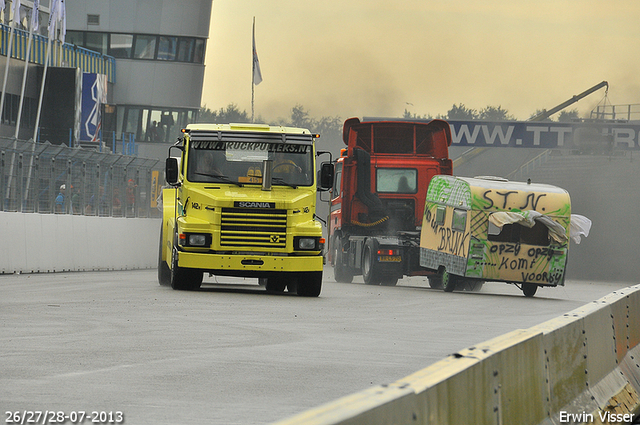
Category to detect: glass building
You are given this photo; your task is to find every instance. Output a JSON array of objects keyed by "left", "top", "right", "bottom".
[{"left": 65, "top": 0, "right": 213, "bottom": 158}]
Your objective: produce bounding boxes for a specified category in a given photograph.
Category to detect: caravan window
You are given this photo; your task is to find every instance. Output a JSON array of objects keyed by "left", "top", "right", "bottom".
[
  {"left": 452, "top": 209, "right": 467, "bottom": 232},
  {"left": 435, "top": 206, "right": 446, "bottom": 226}
]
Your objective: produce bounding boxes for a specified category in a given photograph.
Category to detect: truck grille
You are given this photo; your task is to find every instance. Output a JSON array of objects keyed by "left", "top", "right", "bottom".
[{"left": 220, "top": 207, "right": 287, "bottom": 248}]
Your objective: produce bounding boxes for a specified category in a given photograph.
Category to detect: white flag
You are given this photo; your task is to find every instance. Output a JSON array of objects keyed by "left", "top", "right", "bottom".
[
  {"left": 252, "top": 19, "right": 262, "bottom": 85},
  {"left": 58, "top": 0, "right": 65, "bottom": 42},
  {"left": 30, "top": 0, "right": 39, "bottom": 32},
  {"left": 11, "top": 0, "right": 21, "bottom": 25},
  {"left": 47, "top": 0, "right": 58, "bottom": 35}
]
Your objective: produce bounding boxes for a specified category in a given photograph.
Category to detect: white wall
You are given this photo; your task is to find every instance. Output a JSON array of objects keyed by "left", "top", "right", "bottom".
[{"left": 0, "top": 212, "right": 160, "bottom": 274}]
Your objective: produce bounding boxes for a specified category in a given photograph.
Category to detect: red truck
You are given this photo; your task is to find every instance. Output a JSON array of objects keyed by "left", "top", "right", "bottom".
[{"left": 327, "top": 117, "right": 453, "bottom": 285}]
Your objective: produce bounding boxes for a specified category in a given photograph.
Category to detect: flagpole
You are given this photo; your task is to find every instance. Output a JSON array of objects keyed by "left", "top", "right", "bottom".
[
  {"left": 33, "top": 4, "right": 56, "bottom": 142},
  {"left": 2, "top": 0, "right": 22, "bottom": 209},
  {"left": 22, "top": 2, "right": 40, "bottom": 207},
  {"left": 22, "top": 1, "right": 56, "bottom": 208},
  {"left": 0, "top": 3, "right": 18, "bottom": 128},
  {"left": 14, "top": 21, "right": 34, "bottom": 138},
  {"left": 251, "top": 17, "right": 255, "bottom": 123}
]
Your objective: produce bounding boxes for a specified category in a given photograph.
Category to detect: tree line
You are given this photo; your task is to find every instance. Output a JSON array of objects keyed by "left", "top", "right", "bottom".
[{"left": 197, "top": 103, "right": 581, "bottom": 146}]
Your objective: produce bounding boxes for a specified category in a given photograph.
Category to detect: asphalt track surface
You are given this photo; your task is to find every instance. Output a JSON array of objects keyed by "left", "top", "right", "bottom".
[{"left": 1, "top": 268, "right": 634, "bottom": 424}]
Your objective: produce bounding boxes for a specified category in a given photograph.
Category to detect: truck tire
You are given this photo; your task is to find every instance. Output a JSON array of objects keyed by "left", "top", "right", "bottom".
[
  {"left": 522, "top": 283, "right": 538, "bottom": 297},
  {"left": 297, "top": 271, "right": 322, "bottom": 297},
  {"left": 170, "top": 239, "right": 203, "bottom": 291},
  {"left": 362, "top": 239, "right": 382, "bottom": 285},
  {"left": 427, "top": 274, "right": 443, "bottom": 289},
  {"left": 158, "top": 227, "right": 171, "bottom": 286},
  {"left": 439, "top": 268, "right": 458, "bottom": 292},
  {"left": 466, "top": 280, "right": 484, "bottom": 292},
  {"left": 333, "top": 235, "right": 353, "bottom": 283}
]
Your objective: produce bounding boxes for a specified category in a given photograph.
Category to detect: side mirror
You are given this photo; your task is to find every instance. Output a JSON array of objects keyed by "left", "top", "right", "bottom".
[
  {"left": 319, "top": 163, "right": 334, "bottom": 190},
  {"left": 165, "top": 157, "right": 179, "bottom": 185}
]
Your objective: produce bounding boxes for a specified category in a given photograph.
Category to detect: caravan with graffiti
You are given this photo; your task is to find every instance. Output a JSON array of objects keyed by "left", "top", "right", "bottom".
[{"left": 419, "top": 175, "right": 591, "bottom": 297}]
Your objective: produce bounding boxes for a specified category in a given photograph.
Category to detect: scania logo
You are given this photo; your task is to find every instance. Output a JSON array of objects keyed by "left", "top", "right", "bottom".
[{"left": 235, "top": 201, "right": 276, "bottom": 209}]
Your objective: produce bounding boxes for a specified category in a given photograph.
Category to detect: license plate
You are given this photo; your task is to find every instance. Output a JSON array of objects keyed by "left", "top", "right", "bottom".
[{"left": 379, "top": 255, "right": 401, "bottom": 262}]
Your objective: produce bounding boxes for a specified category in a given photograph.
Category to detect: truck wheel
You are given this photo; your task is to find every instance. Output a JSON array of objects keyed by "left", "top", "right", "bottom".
[
  {"left": 265, "top": 274, "right": 287, "bottom": 293},
  {"left": 158, "top": 227, "right": 171, "bottom": 286},
  {"left": 297, "top": 271, "right": 322, "bottom": 297},
  {"left": 522, "top": 283, "right": 538, "bottom": 297},
  {"left": 362, "top": 239, "right": 382, "bottom": 285},
  {"left": 170, "top": 245, "right": 203, "bottom": 291},
  {"left": 333, "top": 236, "right": 353, "bottom": 283},
  {"left": 466, "top": 280, "right": 484, "bottom": 292},
  {"left": 428, "top": 274, "right": 443, "bottom": 289},
  {"left": 440, "top": 269, "right": 458, "bottom": 292}
]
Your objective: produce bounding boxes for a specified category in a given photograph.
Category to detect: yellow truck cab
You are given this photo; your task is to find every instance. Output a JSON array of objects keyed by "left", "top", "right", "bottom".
[
  {"left": 419, "top": 175, "right": 588, "bottom": 297},
  {"left": 158, "top": 123, "right": 333, "bottom": 296}
]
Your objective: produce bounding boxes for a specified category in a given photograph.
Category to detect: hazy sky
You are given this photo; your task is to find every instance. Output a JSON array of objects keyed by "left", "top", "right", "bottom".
[{"left": 202, "top": 1, "right": 640, "bottom": 122}]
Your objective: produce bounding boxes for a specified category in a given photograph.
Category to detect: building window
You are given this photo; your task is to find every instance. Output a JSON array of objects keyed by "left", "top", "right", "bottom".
[
  {"left": 86, "top": 32, "right": 108, "bottom": 55},
  {"left": 66, "top": 31, "right": 85, "bottom": 47},
  {"left": 176, "top": 38, "right": 194, "bottom": 62},
  {"left": 157, "top": 36, "right": 177, "bottom": 61},
  {"left": 87, "top": 14, "right": 100, "bottom": 26},
  {"left": 109, "top": 34, "right": 133, "bottom": 59},
  {"left": 133, "top": 35, "right": 157, "bottom": 59},
  {"left": 66, "top": 31, "right": 206, "bottom": 64},
  {"left": 194, "top": 39, "right": 205, "bottom": 64}
]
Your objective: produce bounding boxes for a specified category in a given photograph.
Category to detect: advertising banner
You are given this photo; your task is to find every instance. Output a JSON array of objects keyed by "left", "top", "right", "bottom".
[
  {"left": 448, "top": 120, "right": 640, "bottom": 151},
  {"left": 80, "top": 73, "right": 108, "bottom": 143}
]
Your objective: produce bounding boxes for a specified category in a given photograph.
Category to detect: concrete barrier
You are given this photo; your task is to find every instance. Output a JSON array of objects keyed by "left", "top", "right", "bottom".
[
  {"left": 0, "top": 211, "right": 160, "bottom": 273},
  {"left": 274, "top": 285, "right": 640, "bottom": 425}
]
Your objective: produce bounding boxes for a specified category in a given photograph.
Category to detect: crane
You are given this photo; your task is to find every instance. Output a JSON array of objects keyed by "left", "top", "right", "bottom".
[{"left": 530, "top": 81, "right": 608, "bottom": 122}]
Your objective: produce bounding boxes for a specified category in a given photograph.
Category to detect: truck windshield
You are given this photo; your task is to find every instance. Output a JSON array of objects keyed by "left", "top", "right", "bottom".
[{"left": 187, "top": 140, "right": 313, "bottom": 187}]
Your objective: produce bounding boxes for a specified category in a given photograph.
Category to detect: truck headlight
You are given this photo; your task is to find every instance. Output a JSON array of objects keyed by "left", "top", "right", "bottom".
[
  {"left": 179, "top": 233, "right": 211, "bottom": 247},
  {"left": 294, "top": 236, "right": 321, "bottom": 250}
]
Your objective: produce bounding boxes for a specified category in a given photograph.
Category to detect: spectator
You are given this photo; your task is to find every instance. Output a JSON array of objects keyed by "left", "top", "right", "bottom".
[
  {"left": 156, "top": 123, "right": 165, "bottom": 143},
  {"left": 126, "top": 179, "right": 137, "bottom": 216},
  {"left": 112, "top": 188, "right": 122, "bottom": 216},
  {"left": 86, "top": 186, "right": 107, "bottom": 216},
  {"left": 55, "top": 184, "right": 66, "bottom": 214},
  {"left": 71, "top": 186, "right": 81, "bottom": 214},
  {"left": 148, "top": 121, "right": 159, "bottom": 142}
]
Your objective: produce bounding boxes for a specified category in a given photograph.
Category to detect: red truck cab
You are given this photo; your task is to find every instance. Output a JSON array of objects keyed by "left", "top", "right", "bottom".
[{"left": 328, "top": 117, "right": 453, "bottom": 285}]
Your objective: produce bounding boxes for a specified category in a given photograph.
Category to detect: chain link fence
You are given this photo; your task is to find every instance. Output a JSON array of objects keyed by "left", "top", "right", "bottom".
[{"left": 0, "top": 137, "right": 164, "bottom": 218}]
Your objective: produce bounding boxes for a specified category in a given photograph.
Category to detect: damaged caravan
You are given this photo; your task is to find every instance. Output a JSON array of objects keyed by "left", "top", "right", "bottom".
[{"left": 419, "top": 175, "right": 591, "bottom": 297}]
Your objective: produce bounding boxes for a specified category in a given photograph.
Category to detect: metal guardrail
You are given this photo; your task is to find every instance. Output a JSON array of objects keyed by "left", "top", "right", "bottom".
[{"left": 0, "top": 137, "right": 163, "bottom": 217}]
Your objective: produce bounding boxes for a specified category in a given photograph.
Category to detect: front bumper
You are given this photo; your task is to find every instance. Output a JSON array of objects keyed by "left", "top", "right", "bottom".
[{"left": 177, "top": 250, "right": 323, "bottom": 274}]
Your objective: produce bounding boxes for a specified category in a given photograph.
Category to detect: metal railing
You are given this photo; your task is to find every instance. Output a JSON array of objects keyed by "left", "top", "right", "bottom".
[
  {"left": 590, "top": 104, "right": 640, "bottom": 122},
  {"left": 1, "top": 24, "right": 116, "bottom": 84},
  {"left": 0, "top": 137, "right": 163, "bottom": 217},
  {"left": 507, "top": 149, "right": 551, "bottom": 180}
]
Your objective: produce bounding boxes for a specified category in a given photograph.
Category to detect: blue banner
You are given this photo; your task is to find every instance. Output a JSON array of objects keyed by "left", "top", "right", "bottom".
[
  {"left": 80, "top": 73, "right": 107, "bottom": 142},
  {"left": 448, "top": 120, "right": 640, "bottom": 150}
]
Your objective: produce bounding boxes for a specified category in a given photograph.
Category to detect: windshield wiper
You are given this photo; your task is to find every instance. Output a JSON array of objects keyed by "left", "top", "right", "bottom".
[
  {"left": 194, "top": 172, "right": 243, "bottom": 187},
  {"left": 271, "top": 177, "right": 297, "bottom": 189}
]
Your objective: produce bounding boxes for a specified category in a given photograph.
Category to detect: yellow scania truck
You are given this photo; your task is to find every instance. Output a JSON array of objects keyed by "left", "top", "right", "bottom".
[{"left": 158, "top": 123, "right": 333, "bottom": 296}]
